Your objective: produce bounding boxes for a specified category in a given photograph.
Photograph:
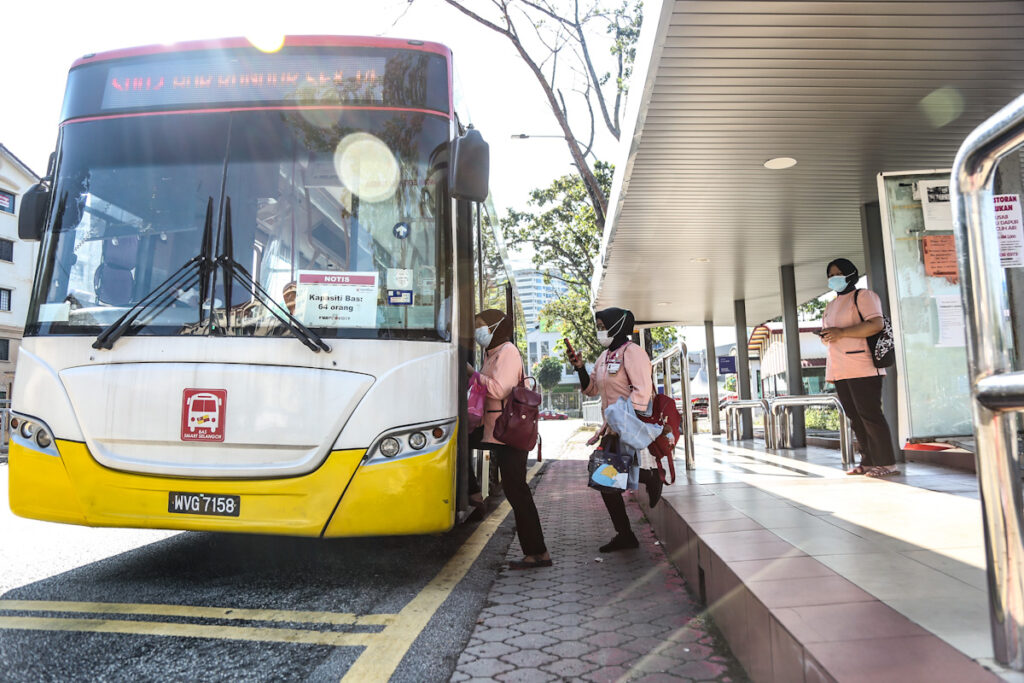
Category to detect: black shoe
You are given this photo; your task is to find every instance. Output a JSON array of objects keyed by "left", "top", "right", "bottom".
[
  {"left": 599, "top": 533, "right": 639, "bottom": 553},
  {"left": 647, "top": 475, "right": 663, "bottom": 509}
]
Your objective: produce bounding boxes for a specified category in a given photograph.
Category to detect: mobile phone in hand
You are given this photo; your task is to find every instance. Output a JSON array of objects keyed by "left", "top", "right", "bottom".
[{"left": 564, "top": 338, "right": 580, "bottom": 365}]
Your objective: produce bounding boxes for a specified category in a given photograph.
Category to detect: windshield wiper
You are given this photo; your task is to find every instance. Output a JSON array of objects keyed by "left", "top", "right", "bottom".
[
  {"left": 93, "top": 197, "right": 216, "bottom": 350},
  {"left": 217, "top": 198, "right": 331, "bottom": 353}
]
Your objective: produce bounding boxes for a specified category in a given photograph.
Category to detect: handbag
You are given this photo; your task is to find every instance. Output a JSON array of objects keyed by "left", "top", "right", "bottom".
[
  {"left": 854, "top": 290, "right": 895, "bottom": 368},
  {"left": 493, "top": 376, "right": 542, "bottom": 451},
  {"left": 587, "top": 434, "right": 639, "bottom": 492}
]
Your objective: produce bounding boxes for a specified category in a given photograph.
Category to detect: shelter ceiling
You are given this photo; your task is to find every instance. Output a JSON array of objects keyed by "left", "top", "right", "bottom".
[{"left": 595, "top": 1, "right": 1024, "bottom": 326}]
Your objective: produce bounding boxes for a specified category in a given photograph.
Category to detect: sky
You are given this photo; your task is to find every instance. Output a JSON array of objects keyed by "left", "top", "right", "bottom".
[{"left": 0, "top": 0, "right": 617, "bottom": 232}]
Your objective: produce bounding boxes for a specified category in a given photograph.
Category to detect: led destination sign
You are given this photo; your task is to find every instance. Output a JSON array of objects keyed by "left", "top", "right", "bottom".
[{"left": 101, "top": 54, "right": 387, "bottom": 110}]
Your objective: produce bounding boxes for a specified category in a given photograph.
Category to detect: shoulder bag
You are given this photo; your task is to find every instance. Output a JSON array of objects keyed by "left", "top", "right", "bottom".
[{"left": 854, "top": 290, "right": 895, "bottom": 368}]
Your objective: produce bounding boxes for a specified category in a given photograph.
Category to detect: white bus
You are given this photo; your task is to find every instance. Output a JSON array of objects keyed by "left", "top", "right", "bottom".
[{"left": 11, "top": 36, "right": 521, "bottom": 537}]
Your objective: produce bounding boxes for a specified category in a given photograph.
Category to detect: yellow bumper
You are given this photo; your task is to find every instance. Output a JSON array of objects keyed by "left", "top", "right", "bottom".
[{"left": 8, "top": 437, "right": 456, "bottom": 537}]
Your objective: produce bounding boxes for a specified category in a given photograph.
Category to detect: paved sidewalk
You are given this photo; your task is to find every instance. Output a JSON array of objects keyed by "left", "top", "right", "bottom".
[{"left": 453, "top": 445, "right": 748, "bottom": 682}]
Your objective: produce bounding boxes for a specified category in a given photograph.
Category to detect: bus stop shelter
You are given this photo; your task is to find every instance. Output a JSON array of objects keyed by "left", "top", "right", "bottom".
[{"left": 593, "top": 0, "right": 1024, "bottom": 676}]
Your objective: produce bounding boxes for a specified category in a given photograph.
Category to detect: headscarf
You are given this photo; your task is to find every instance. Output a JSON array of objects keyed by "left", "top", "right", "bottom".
[
  {"left": 477, "top": 308, "right": 514, "bottom": 351},
  {"left": 595, "top": 307, "right": 635, "bottom": 352},
  {"left": 826, "top": 258, "right": 859, "bottom": 295}
]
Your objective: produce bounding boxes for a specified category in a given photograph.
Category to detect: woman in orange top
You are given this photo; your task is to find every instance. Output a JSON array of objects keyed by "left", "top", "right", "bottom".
[
  {"left": 569, "top": 307, "right": 664, "bottom": 552},
  {"left": 469, "top": 309, "right": 550, "bottom": 569},
  {"left": 820, "top": 259, "right": 897, "bottom": 477}
]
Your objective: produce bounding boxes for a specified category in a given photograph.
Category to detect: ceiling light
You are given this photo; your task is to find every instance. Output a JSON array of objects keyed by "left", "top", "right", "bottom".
[
  {"left": 690, "top": 257, "right": 711, "bottom": 263},
  {"left": 763, "top": 157, "right": 797, "bottom": 170},
  {"left": 657, "top": 302, "right": 671, "bottom": 307}
]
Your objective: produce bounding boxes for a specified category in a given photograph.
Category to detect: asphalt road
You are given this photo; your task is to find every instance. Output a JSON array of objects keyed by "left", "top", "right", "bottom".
[{"left": 0, "top": 420, "right": 585, "bottom": 682}]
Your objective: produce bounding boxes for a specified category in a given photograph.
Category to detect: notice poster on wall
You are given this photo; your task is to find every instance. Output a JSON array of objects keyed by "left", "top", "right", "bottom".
[
  {"left": 922, "top": 235, "right": 960, "bottom": 283},
  {"left": 995, "top": 194, "right": 1024, "bottom": 268},
  {"left": 919, "top": 179, "right": 954, "bottom": 232},
  {"left": 295, "top": 271, "right": 378, "bottom": 328},
  {"left": 935, "top": 295, "right": 966, "bottom": 347}
]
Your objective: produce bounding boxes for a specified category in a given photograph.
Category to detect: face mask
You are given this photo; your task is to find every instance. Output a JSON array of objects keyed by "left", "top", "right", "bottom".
[
  {"left": 474, "top": 316, "right": 505, "bottom": 348},
  {"left": 474, "top": 326, "right": 493, "bottom": 348},
  {"left": 597, "top": 330, "right": 612, "bottom": 347},
  {"left": 828, "top": 275, "right": 849, "bottom": 293}
]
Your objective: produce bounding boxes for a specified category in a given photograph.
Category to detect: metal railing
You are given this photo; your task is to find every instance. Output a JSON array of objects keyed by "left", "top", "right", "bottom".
[
  {"left": 652, "top": 343, "right": 695, "bottom": 470},
  {"left": 582, "top": 399, "right": 603, "bottom": 426},
  {"left": 723, "top": 399, "right": 773, "bottom": 447},
  {"left": 767, "top": 394, "right": 854, "bottom": 469},
  {"left": 952, "top": 93, "right": 1024, "bottom": 668}
]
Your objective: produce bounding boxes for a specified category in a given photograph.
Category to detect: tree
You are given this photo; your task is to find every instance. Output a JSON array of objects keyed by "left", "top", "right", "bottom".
[
  {"left": 426, "top": 0, "right": 643, "bottom": 227},
  {"left": 649, "top": 326, "right": 678, "bottom": 356},
  {"left": 798, "top": 297, "right": 828, "bottom": 322},
  {"left": 533, "top": 355, "right": 566, "bottom": 407},
  {"left": 502, "top": 161, "right": 612, "bottom": 289},
  {"left": 544, "top": 289, "right": 603, "bottom": 361}
]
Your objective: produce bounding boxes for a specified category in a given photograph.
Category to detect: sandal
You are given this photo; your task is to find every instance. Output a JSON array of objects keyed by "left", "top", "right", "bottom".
[
  {"left": 846, "top": 465, "right": 869, "bottom": 475},
  {"left": 509, "top": 557, "right": 553, "bottom": 570},
  {"left": 866, "top": 467, "right": 899, "bottom": 478}
]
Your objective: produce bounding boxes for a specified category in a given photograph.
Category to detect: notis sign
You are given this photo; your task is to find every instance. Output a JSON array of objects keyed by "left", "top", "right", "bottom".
[{"left": 181, "top": 389, "right": 227, "bottom": 442}]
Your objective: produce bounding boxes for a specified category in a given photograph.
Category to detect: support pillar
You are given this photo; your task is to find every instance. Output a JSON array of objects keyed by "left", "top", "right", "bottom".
[
  {"left": 780, "top": 265, "right": 806, "bottom": 447},
  {"left": 705, "top": 321, "right": 721, "bottom": 435},
  {"left": 861, "top": 201, "right": 902, "bottom": 462},
  {"left": 734, "top": 300, "right": 754, "bottom": 440}
]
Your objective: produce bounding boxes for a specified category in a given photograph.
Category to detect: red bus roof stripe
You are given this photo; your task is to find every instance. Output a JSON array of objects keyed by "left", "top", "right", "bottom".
[
  {"left": 59, "top": 104, "right": 451, "bottom": 127},
  {"left": 70, "top": 35, "right": 452, "bottom": 68}
]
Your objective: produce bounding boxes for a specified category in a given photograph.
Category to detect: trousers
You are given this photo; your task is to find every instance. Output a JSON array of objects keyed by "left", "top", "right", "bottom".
[
  {"left": 492, "top": 443, "right": 547, "bottom": 556},
  {"left": 835, "top": 375, "right": 896, "bottom": 467},
  {"left": 601, "top": 468, "right": 657, "bottom": 535}
]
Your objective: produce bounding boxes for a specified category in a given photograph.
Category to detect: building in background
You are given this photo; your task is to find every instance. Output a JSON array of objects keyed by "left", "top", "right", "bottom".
[
  {"left": 747, "top": 322, "right": 828, "bottom": 397},
  {"left": 0, "top": 144, "right": 40, "bottom": 400},
  {"left": 514, "top": 268, "right": 568, "bottom": 330}
]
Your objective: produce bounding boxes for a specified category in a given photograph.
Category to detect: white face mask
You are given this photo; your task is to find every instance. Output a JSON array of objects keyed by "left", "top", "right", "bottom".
[
  {"left": 475, "top": 326, "right": 494, "bottom": 348},
  {"left": 474, "top": 316, "right": 505, "bottom": 348},
  {"left": 597, "top": 330, "right": 612, "bottom": 347}
]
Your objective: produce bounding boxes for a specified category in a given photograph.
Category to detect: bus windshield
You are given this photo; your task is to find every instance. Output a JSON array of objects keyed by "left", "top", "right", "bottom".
[{"left": 27, "top": 109, "right": 451, "bottom": 341}]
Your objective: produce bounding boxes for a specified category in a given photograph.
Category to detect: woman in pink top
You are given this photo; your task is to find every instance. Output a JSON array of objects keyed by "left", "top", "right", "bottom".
[
  {"left": 469, "top": 309, "right": 550, "bottom": 569},
  {"left": 820, "top": 259, "right": 897, "bottom": 477},
  {"left": 569, "top": 307, "right": 664, "bottom": 552}
]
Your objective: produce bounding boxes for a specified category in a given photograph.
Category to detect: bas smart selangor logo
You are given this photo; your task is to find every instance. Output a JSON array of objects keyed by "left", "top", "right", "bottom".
[{"left": 181, "top": 389, "right": 226, "bottom": 442}]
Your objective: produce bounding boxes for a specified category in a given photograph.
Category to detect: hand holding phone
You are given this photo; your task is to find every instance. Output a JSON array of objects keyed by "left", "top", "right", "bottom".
[{"left": 564, "top": 338, "right": 583, "bottom": 368}]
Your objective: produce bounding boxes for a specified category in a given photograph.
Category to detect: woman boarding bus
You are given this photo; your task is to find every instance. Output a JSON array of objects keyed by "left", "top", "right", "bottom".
[{"left": 9, "top": 36, "right": 507, "bottom": 537}]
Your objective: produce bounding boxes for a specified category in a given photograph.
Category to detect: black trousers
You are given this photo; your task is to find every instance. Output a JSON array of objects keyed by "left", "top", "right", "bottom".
[
  {"left": 834, "top": 375, "right": 896, "bottom": 467},
  {"left": 491, "top": 444, "right": 547, "bottom": 556},
  {"left": 601, "top": 468, "right": 657, "bottom": 535}
]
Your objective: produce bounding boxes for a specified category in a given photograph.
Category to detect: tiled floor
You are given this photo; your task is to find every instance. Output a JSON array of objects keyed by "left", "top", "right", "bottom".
[
  {"left": 453, "top": 447, "right": 749, "bottom": 682},
  {"left": 660, "top": 434, "right": 1004, "bottom": 679}
]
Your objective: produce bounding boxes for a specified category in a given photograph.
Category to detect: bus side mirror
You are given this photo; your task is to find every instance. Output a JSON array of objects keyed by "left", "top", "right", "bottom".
[
  {"left": 18, "top": 183, "right": 50, "bottom": 241},
  {"left": 450, "top": 128, "right": 489, "bottom": 203}
]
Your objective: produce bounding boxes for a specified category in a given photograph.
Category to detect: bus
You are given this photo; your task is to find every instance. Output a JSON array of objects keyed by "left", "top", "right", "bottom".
[{"left": 11, "top": 36, "right": 523, "bottom": 537}]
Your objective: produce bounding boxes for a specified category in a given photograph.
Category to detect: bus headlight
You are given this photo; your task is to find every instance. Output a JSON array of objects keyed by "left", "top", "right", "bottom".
[
  {"left": 10, "top": 412, "right": 59, "bottom": 457},
  {"left": 379, "top": 437, "right": 401, "bottom": 458},
  {"left": 365, "top": 419, "right": 456, "bottom": 463}
]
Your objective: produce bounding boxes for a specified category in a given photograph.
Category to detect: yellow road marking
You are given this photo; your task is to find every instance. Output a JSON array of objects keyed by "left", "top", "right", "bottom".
[
  {"left": 0, "top": 461, "right": 544, "bottom": 672},
  {"left": 342, "top": 461, "right": 544, "bottom": 682},
  {"left": 0, "top": 600, "right": 392, "bottom": 627},
  {"left": 0, "top": 615, "right": 374, "bottom": 647}
]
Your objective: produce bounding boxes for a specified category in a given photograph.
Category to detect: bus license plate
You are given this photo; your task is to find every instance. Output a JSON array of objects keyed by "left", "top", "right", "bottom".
[{"left": 168, "top": 492, "right": 240, "bottom": 517}]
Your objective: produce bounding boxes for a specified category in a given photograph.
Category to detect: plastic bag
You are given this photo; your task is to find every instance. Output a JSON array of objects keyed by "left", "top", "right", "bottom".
[
  {"left": 604, "top": 397, "right": 662, "bottom": 451},
  {"left": 467, "top": 372, "right": 486, "bottom": 431}
]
